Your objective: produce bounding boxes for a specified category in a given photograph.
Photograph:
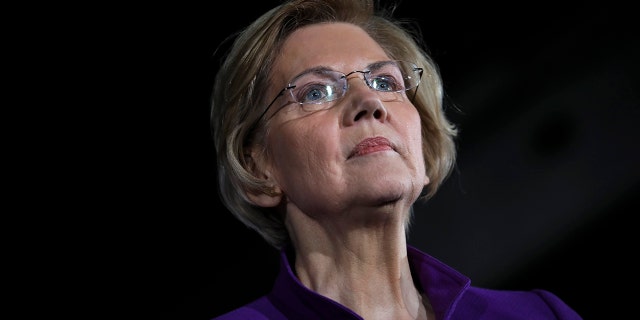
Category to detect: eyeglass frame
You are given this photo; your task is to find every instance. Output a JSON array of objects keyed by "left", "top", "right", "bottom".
[{"left": 253, "top": 60, "right": 424, "bottom": 126}]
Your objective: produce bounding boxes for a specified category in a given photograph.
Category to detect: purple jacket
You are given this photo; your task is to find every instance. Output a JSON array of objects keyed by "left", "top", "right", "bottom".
[{"left": 214, "top": 245, "right": 582, "bottom": 319}]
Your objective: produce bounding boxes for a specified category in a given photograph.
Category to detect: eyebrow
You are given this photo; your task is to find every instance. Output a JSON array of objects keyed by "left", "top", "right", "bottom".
[
  {"left": 290, "top": 60, "right": 391, "bottom": 78},
  {"left": 287, "top": 65, "right": 336, "bottom": 83}
]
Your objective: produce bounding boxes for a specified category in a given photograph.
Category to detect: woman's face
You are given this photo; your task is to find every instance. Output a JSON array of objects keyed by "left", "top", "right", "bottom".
[{"left": 260, "top": 22, "right": 428, "bottom": 217}]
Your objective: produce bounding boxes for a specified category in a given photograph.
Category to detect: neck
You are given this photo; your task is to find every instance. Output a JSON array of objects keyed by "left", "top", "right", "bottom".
[{"left": 287, "top": 221, "right": 431, "bottom": 319}]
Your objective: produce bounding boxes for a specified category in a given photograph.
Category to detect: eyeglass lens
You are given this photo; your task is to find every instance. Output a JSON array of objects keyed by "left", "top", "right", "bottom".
[{"left": 286, "top": 61, "right": 421, "bottom": 107}]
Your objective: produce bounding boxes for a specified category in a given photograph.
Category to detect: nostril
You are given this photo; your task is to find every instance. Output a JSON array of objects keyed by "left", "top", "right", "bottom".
[
  {"left": 354, "top": 110, "right": 366, "bottom": 121},
  {"left": 352, "top": 106, "right": 386, "bottom": 122}
]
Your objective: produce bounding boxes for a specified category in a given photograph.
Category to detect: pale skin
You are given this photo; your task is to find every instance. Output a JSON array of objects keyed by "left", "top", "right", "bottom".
[{"left": 247, "top": 22, "right": 433, "bottom": 320}]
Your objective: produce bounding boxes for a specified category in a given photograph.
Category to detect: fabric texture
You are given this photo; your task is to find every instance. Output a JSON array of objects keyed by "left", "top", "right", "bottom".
[{"left": 213, "top": 245, "right": 582, "bottom": 319}]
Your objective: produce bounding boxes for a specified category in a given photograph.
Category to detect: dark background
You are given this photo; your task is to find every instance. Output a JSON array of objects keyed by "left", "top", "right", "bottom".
[{"left": 92, "top": 1, "right": 639, "bottom": 319}]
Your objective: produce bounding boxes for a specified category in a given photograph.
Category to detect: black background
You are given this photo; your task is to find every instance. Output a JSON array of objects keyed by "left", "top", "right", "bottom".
[{"left": 81, "top": 1, "right": 639, "bottom": 319}]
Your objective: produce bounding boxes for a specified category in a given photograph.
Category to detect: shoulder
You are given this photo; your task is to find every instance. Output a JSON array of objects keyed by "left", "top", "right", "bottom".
[
  {"left": 212, "top": 307, "right": 268, "bottom": 320},
  {"left": 211, "top": 296, "right": 286, "bottom": 320},
  {"left": 452, "top": 287, "right": 583, "bottom": 319}
]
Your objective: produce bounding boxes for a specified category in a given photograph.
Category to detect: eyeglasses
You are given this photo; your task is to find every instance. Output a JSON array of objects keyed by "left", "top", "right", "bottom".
[{"left": 256, "top": 60, "right": 423, "bottom": 123}]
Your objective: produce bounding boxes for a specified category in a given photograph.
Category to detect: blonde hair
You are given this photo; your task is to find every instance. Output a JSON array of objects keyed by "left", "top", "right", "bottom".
[{"left": 211, "top": 0, "right": 457, "bottom": 249}]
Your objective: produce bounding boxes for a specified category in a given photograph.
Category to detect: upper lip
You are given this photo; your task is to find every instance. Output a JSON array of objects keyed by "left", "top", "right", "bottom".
[{"left": 348, "top": 136, "right": 394, "bottom": 158}]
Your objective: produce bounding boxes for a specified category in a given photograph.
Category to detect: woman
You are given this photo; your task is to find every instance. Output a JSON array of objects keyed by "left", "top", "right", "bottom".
[{"left": 210, "top": 0, "right": 582, "bottom": 318}]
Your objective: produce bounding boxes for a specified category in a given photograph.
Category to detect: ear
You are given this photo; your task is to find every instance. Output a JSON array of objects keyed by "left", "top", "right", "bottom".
[
  {"left": 244, "top": 148, "right": 283, "bottom": 207},
  {"left": 247, "top": 186, "right": 283, "bottom": 208}
]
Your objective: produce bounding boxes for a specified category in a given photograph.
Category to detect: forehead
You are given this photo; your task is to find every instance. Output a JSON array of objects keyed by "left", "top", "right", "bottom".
[{"left": 272, "top": 22, "right": 390, "bottom": 83}]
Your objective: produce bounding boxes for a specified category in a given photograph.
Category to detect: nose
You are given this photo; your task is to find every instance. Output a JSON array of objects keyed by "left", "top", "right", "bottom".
[{"left": 341, "top": 76, "right": 388, "bottom": 126}]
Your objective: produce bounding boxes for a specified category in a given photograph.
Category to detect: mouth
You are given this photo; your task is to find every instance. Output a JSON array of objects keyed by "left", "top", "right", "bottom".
[{"left": 348, "top": 136, "right": 394, "bottom": 158}]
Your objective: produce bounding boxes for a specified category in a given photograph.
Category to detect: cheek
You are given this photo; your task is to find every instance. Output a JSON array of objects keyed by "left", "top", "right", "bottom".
[
  {"left": 267, "top": 121, "right": 337, "bottom": 181},
  {"left": 271, "top": 121, "right": 314, "bottom": 154},
  {"left": 400, "top": 107, "right": 423, "bottom": 147},
  {"left": 403, "top": 108, "right": 427, "bottom": 171}
]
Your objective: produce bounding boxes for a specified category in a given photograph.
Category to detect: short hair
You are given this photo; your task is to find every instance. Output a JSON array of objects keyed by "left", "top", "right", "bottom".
[{"left": 211, "top": 0, "right": 457, "bottom": 249}]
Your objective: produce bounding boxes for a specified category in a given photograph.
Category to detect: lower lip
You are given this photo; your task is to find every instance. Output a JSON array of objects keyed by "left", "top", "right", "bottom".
[{"left": 352, "top": 145, "right": 392, "bottom": 157}]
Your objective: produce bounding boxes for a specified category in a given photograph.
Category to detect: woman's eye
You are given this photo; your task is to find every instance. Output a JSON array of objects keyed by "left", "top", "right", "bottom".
[
  {"left": 303, "top": 87, "right": 327, "bottom": 103},
  {"left": 370, "top": 75, "right": 401, "bottom": 92},
  {"left": 295, "top": 83, "right": 335, "bottom": 104}
]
